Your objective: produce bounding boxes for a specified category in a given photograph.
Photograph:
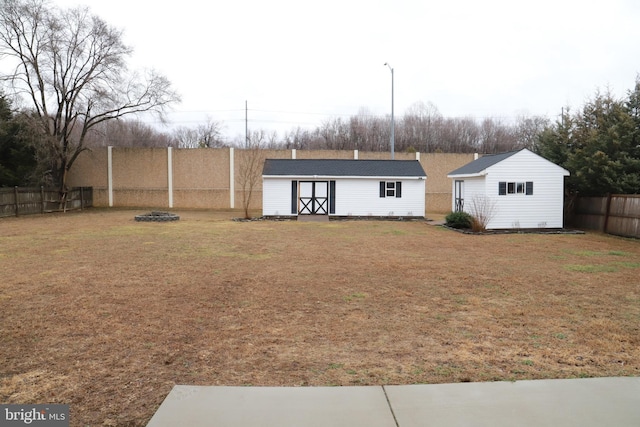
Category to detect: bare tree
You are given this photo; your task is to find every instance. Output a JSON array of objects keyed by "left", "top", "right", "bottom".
[
  {"left": 0, "top": 0, "right": 180, "bottom": 202},
  {"left": 349, "top": 108, "right": 387, "bottom": 151},
  {"left": 469, "top": 194, "right": 497, "bottom": 232},
  {"left": 264, "top": 130, "right": 280, "bottom": 149},
  {"left": 515, "top": 115, "right": 549, "bottom": 151},
  {"left": 401, "top": 101, "right": 441, "bottom": 152},
  {"left": 237, "top": 130, "right": 266, "bottom": 219},
  {"left": 282, "top": 126, "right": 311, "bottom": 149},
  {"left": 478, "top": 118, "right": 518, "bottom": 153},
  {"left": 195, "top": 118, "right": 225, "bottom": 148},
  {"left": 173, "top": 118, "right": 225, "bottom": 148},
  {"left": 86, "top": 119, "right": 176, "bottom": 148},
  {"left": 434, "top": 117, "right": 480, "bottom": 153}
]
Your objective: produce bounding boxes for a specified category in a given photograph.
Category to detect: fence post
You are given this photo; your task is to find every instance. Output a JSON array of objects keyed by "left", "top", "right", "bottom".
[
  {"left": 107, "top": 146, "right": 113, "bottom": 207},
  {"left": 80, "top": 187, "right": 84, "bottom": 211},
  {"left": 40, "top": 186, "right": 45, "bottom": 214},
  {"left": 603, "top": 193, "right": 613, "bottom": 233},
  {"left": 229, "top": 147, "right": 235, "bottom": 209},
  {"left": 14, "top": 186, "right": 19, "bottom": 217},
  {"left": 167, "top": 147, "right": 173, "bottom": 208}
]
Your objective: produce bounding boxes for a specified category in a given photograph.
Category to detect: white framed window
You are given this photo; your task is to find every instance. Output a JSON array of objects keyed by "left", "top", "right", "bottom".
[
  {"left": 379, "top": 181, "right": 402, "bottom": 198},
  {"left": 499, "top": 181, "right": 533, "bottom": 195}
]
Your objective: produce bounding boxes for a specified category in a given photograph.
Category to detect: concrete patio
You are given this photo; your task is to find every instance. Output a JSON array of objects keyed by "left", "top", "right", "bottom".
[{"left": 147, "top": 376, "right": 640, "bottom": 426}]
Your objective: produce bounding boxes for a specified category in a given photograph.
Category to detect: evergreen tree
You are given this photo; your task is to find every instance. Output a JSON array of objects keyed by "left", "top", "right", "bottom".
[
  {"left": 0, "top": 94, "right": 36, "bottom": 186},
  {"left": 536, "top": 78, "right": 640, "bottom": 196}
]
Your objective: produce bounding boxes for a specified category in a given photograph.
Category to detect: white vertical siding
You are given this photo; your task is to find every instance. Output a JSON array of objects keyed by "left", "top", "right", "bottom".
[
  {"left": 335, "top": 178, "right": 425, "bottom": 217},
  {"left": 484, "top": 150, "right": 568, "bottom": 229},
  {"left": 455, "top": 177, "right": 486, "bottom": 214},
  {"left": 262, "top": 177, "right": 426, "bottom": 217},
  {"left": 262, "top": 178, "right": 294, "bottom": 216}
]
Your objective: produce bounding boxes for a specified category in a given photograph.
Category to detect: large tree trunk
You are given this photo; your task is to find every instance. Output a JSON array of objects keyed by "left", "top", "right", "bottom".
[{"left": 58, "top": 160, "right": 68, "bottom": 211}]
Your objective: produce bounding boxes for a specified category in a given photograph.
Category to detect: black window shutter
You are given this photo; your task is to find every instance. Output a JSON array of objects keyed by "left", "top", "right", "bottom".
[
  {"left": 396, "top": 181, "right": 402, "bottom": 198},
  {"left": 526, "top": 181, "right": 533, "bottom": 195},
  {"left": 379, "top": 181, "right": 385, "bottom": 198},
  {"left": 329, "top": 180, "right": 336, "bottom": 214},
  {"left": 291, "top": 181, "right": 298, "bottom": 214},
  {"left": 498, "top": 182, "right": 506, "bottom": 195}
]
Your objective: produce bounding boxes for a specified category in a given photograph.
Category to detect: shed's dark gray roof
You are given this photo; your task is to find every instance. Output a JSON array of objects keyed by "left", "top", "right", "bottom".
[
  {"left": 263, "top": 159, "right": 426, "bottom": 177},
  {"left": 448, "top": 150, "right": 520, "bottom": 176}
]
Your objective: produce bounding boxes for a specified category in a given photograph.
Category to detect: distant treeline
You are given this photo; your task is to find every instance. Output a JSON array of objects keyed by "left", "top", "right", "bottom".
[
  {"left": 276, "top": 104, "right": 548, "bottom": 154},
  {"left": 81, "top": 102, "right": 550, "bottom": 155}
]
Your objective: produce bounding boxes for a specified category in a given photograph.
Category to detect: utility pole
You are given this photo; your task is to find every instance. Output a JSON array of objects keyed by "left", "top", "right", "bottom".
[
  {"left": 245, "top": 100, "right": 248, "bottom": 147},
  {"left": 384, "top": 63, "right": 395, "bottom": 160}
]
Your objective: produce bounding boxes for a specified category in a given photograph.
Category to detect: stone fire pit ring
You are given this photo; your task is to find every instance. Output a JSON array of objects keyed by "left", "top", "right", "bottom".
[{"left": 134, "top": 211, "right": 180, "bottom": 222}]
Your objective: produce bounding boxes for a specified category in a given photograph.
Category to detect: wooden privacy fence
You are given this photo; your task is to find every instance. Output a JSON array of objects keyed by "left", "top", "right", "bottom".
[
  {"left": 572, "top": 194, "right": 640, "bottom": 239},
  {"left": 0, "top": 187, "right": 93, "bottom": 218}
]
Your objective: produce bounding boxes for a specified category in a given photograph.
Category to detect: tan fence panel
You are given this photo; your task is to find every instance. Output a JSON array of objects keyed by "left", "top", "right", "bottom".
[
  {"left": 426, "top": 193, "right": 452, "bottom": 215},
  {"left": 173, "top": 148, "right": 230, "bottom": 209},
  {"left": 67, "top": 148, "right": 478, "bottom": 214},
  {"left": 67, "top": 147, "right": 109, "bottom": 206},
  {"left": 112, "top": 148, "right": 169, "bottom": 207},
  {"left": 296, "top": 150, "right": 354, "bottom": 159},
  {"left": 358, "top": 152, "right": 413, "bottom": 160},
  {"left": 421, "top": 153, "right": 476, "bottom": 213}
]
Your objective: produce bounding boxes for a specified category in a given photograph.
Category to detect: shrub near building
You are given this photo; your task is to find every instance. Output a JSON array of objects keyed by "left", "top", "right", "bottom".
[{"left": 445, "top": 211, "right": 473, "bottom": 229}]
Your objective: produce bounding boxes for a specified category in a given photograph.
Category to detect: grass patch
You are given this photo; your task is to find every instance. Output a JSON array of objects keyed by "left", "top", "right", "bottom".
[
  {"left": 343, "top": 292, "right": 366, "bottom": 302},
  {"left": 616, "top": 262, "right": 640, "bottom": 269},
  {"left": 386, "top": 229, "right": 407, "bottom": 236},
  {"left": 563, "top": 249, "right": 633, "bottom": 257},
  {"left": 453, "top": 295, "right": 467, "bottom": 305},
  {"left": 607, "top": 250, "right": 631, "bottom": 256},
  {"left": 564, "top": 264, "right": 618, "bottom": 273},
  {"left": 568, "top": 250, "right": 603, "bottom": 257}
]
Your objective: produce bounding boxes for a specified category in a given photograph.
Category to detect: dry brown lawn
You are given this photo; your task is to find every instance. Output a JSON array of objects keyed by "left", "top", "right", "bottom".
[{"left": 1, "top": 209, "right": 639, "bottom": 426}]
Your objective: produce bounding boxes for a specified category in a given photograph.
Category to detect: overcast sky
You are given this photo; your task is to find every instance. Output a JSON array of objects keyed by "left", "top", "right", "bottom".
[{"left": 54, "top": 0, "right": 640, "bottom": 142}]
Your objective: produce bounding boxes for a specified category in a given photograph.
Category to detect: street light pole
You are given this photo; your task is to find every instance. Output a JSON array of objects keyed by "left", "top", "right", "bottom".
[{"left": 384, "top": 63, "right": 394, "bottom": 160}]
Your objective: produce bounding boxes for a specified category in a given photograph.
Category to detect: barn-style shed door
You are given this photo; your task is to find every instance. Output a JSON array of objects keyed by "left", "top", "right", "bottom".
[{"left": 299, "top": 181, "right": 328, "bottom": 215}]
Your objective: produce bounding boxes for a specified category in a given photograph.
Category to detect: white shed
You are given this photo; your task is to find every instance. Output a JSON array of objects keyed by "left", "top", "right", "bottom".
[
  {"left": 447, "top": 149, "right": 570, "bottom": 229},
  {"left": 262, "top": 159, "right": 427, "bottom": 218}
]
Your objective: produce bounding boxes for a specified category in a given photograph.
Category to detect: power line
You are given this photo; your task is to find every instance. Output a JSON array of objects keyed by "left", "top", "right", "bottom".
[
  {"left": 131, "top": 106, "right": 549, "bottom": 136},
  {"left": 143, "top": 113, "right": 536, "bottom": 126},
  {"left": 164, "top": 106, "right": 542, "bottom": 121}
]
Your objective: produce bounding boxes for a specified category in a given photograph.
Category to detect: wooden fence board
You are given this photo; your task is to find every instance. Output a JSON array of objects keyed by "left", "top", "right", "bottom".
[
  {"left": 0, "top": 187, "right": 92, "bottom": 218},
  {"left": 573, "top": 194, "right": 640, "bottom": 239}
]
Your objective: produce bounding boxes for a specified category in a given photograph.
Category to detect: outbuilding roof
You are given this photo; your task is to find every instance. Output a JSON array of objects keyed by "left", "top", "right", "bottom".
[
  {"left": 262, "top": 159, "right": 426, "bottom": 178},
  {"left": 448, "top": 148, "right": 570, "bottom": 177},
  {"left": 448, "top": 150, "right": 520, "bottom": 176}
]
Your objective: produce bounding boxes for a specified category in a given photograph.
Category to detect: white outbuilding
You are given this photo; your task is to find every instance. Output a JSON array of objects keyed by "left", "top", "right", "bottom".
[
  {"left": 262, "top": 159, "right": 427, "bottom": 218},
  {"left": 447, "top": 148, "right": 570, "bottom": 229}
]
